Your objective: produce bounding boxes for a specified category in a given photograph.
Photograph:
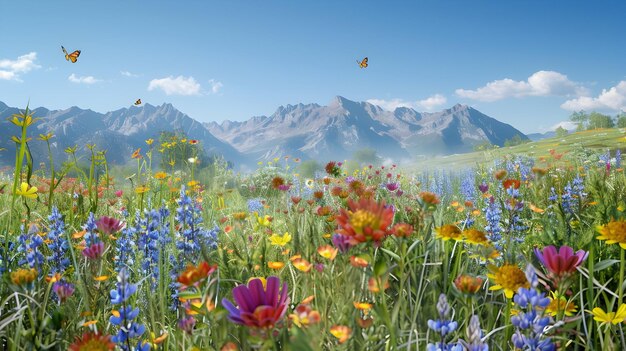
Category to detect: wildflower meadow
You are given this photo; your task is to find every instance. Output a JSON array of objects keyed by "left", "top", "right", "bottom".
[{"left": 2, "top": 106, "right": 626, "bottom": 351}]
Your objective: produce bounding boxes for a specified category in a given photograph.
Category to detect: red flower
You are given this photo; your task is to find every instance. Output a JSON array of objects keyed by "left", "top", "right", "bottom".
[
  {"left": 335, "top": 197, "right": 394, "bottom": 245},
  {"left": 502, "top": 179, "right": 521, "bottom": 190},
  {"left": 95, "top": 216, "right": 123, "bottom": 235},
  {"left": 534, "top": 245, "right": 588, "bottom": 284},
  {"left": 221, "top": 276, "right": 290, "bottom": 329},
  {"left": 178, "top": 261, "right": 217, "bottom": 286}
]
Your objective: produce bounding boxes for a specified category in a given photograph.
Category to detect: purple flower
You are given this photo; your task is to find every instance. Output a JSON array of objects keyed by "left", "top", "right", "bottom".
[
  {"left": 331, "top": 234, "right": 353, "bottom": 253},
  {"left": 52, "top": 281, "right": 75, "bottom": 303},
  {"left": 178, "top": 316, "right": 196, "bottom": 334},
  {"left": 385, "top": 182, "right": 400, "bottom": 192},
  {"left": 478, "top": 182, "right": 489, "bottom": 194},
  {"left": 222, "top": 276, "right": 290, "bottom": 328}
]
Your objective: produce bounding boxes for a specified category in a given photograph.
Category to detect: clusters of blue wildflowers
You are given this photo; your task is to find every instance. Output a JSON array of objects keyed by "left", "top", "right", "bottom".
[
  {"left": 247, "top": 198, "right": 264, "bottom": 213},
  {"left": 18, "top": 224, "right": 44, "bottom": 270},
  {"left": 483, "top": 196, "right": 502, "bottom": 244},
  {"left": 459, "top": 315, "right": 488, "bottom": 351},
  {"left": 427, "top": 294, "right": 461, "bottom": 351},
  {"left": 461, "top": 170, "right": 476, "bottom": 203},
  {"left": 510, "top": 264, "right": 555, "bottom": 351},
  {"left": 113, "top": 211, "right": 137, "bottom": 273},
  {"left": 548, "top": 175, "right": 585, "bottom": 216},
  {"left": 138, "top": 207, "right": 170, "bottom": 289},
  {"left": 46, "top": 207, "right": 70, "bottom": 276},
  {"left": 109, "top": 268, "right": 150, "bottom": 351}
]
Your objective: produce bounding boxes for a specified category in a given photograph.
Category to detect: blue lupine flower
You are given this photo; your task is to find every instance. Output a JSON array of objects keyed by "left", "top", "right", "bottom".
[
  {"left": 459, "top": 315, "right": 489, "bottom": 351},
  {"left": 247, "top": 198, "right": 263, "bottom": 213},
  {"left": 109, "top": 268, "right": 148, "bottom": 350},
  {"left": 83, "top": 212, "right": 101, "bottom": 247},
  {"left": 427, "top": 294, "right": 459, "bottom": 350},
  {"left": 46, "top": 207, "right": 70, "bottom": 276},
  {"left": 616, "top": 149, "right": 622, "bottom": 169},
  {"left": 17, "top": 224, "right": 45, "bottom": 270},
  {"left": 461, "top": 171, "right": 476, "bottom": 202},
  {"left": 510, "top": 264, "right": 555, "bottom": 351},
  {"left": 114, "top": 211, "right": 137, "bottom": 273},
  {"left": 484, "top": 196, "right": 502, "bottom": 244}
]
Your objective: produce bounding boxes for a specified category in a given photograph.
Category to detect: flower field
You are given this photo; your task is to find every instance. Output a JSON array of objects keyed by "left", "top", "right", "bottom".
[{"left": 2, "top": 108, "right": 626, "bottom": 350}]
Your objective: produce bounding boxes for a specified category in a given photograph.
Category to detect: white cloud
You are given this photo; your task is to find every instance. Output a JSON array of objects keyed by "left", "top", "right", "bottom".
[
  {"left": 208, "top": 79, "right": 223, "bottom": 94},
  {"left": 0, "top": 52, "right": 41, "bottom": 81},
  {"left": 367, "top": 94, "right": 447, "bottom": 111},
  {"left": 538, "top": 120, "right": 578, "bottom": 133},
  {"left": 68, "top": 73, "right": 100, "bottom": 84},
  {"left": 121, "top": 70, "right": 138, "bottom": 77},
  {"left": 456, "top": 71, "right": 587, "bottom": 102},
  {"left": 560, "top": 81, "right": 626, "bottom": 112},
  {"left": 148, "top": 75, "right": 201, "bottom": 96}
]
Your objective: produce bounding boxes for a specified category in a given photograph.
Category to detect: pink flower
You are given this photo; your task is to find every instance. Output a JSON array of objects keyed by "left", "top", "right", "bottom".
[
  {"left": 534, "top": 245, "right": 588, "bottom": 283},
  {"left": 115, "top": 190, "right": 123, "bottom": 197},
  {"left": 82, "top": 242, "right": 105, "bottom": 260},
  {"left": 222, "top": 276, "right": 290, "bottom": 329},
  {"left": 95, "top": 216, "right": 123, "bottom": 235}
]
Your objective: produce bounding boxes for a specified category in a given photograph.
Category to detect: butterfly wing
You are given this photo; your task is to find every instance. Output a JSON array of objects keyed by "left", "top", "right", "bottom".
[
  {"left": 69, "top": 50, "right": 81, "bottom": 63},
  {"left": 61, "top": 46, "right": 69, "bottom": 61},
  {"left": 362, "top": 57, "right": 368, "bottom": 68}
]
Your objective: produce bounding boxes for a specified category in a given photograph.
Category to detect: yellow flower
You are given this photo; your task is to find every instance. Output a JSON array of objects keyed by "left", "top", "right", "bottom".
[
  {"left": 256, "top": 213, "right": 271, "bottom": 227},
  {"left": 330, "top": 325, "right": 352, "bottom": 344},
  {"left": 435, "top": 224, "right": 462, "bottom": 241},
  {"left": 487, "top": 264, "right": 529, "bottom": 299},
  {"left": 15, "top": 182, "right": 38, "bottom": 199},
  {"left": 9, "top": 112, "right": 36, "bottom": 127},
  {"left": 135, "top": 186, "right": 150, "bottom": 194},
  {"left": 463, "top": 228, "right": 490, "bottom": 246},
  {"left": 596, "top": 220, "right": 626, "bottom": 249},
  {"left": 154, "top": 171, "right": 168, "bottom": 180},
  {"left": 269, "top": 232, "right": 291, "bottom": 247},
  {"left": 591, "top": 304, "right": 626, "bottom": 325},
  {"left": 317, "top": 245, "right": 338, "bottom": 260},
  {"left": 37, "top": 132, "right": 54, "bottom": 141},
  {"left": 353, "top": 302, "right": 373, "bottom": 315},
  {"left": 145, "top": 138, "right": 154, "bottom": 146},
  {"left": 544, "top": 293, "right": 577, "bottom": 317}
]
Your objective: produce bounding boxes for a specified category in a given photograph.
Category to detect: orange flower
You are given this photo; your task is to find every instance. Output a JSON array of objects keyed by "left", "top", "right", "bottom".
[
  {"left": 391, "top": 223, "right": 413, "bottom": 238},
  {"left": 177, "top": 261, "right": 217, "bottom": 286},
  {"left": 454, "top": 274, "right": 484, "bottom": 294},
  {"left": 330, "top": 325, "right": 352, "bottom": 344},
  {"left": 10, "top": 268, "right": 37, "bottom": 286},
  {"left": 368, "top": 276, "right": 390, "bottom": 293},
  {"left": 221, "top": 342, "right": 238, "bottom": 351},
  {"left": 154, "top": 171, "right": 167, "bottom": 180},
  {"left": 292, "top": 258, "right": 312, "bottom": 272},
  {"left": 350, "top": 255, "right": 369, "bottom": 268},
  {"left": 317, "top": 245, "right": 338, "bottom": 260},
  {"left": 419, "top": 191, "right": 440, "bottom": 205},
  {"left": 131, "top": 148, "right": 142, "bottom": 159},
  {"left": 494, "top": 169, "right": 507, "bottom": 180},
  {"left": 69, "top": 332, "right": 115, "bottom": 351},
  {"left": 224, "top": 225, "right": 233, "bottom": 234},
  {"left": 334, "top": 197, "right": 394, "bottom": 245},
  {"left": 268, "top": 261, "right": 285, "bottom": 270},
  {"left": 353, "top": 302, "right": 373, "bottom": 315},
  {"left": 502, "top": 178, "right": 521, "bottom": 189},
  {"left": 463, "top": 228, "right": 489, "bottom": 246},
  {"left": 596, "top": 219, "right": 626, "bottom": 249}
]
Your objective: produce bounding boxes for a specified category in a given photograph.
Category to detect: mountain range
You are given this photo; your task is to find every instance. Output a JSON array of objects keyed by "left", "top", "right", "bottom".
[{"left": 0, "top": 97, "right": 528, "bottom": 170}]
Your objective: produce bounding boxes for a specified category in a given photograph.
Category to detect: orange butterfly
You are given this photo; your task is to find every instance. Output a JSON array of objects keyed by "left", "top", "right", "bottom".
[
  {"left": 61, "top": 46, "right": 81, "bottom": 63},
  {"left": 357, "top": 57, "right": 368, "bottom": 68},
  {"left": 135, "top": 99, "right": 142, "bottom": 105}
]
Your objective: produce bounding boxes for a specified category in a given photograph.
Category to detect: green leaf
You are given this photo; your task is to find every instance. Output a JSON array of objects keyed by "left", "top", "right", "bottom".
[{"left": 593, "top": 259, "right": 620, "bottom": 272}]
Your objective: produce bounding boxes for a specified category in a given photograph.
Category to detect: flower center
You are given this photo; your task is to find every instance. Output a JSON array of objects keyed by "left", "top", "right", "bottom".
[{"left": 350, "top": 210, "right": 378, "bottom": 234}]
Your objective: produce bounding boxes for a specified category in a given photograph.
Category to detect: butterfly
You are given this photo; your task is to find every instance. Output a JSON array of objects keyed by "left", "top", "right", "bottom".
[
  {"left": 357, "top": 57, "right": 368, "bottom": 68},
  {"left": 135, "top": 99, "right": 142, "bottom": 105},
  {"left": 61, "top": 46, "right": 81, "bottom": 63}
]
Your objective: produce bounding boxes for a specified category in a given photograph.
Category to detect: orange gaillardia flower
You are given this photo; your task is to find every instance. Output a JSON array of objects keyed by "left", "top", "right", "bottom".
[
  {"left": 596, "top": 219, "right": 626, "bottom": 249},
  {"left": 131, "top": 148, "right": 142, "bottom": 159},
  {"left": 435, "top": 224, "right": 463, "bottom": 241},
  {"left": 419, "top": 191, "right": 440, "bottom": 206},
  {"left": 487, "top": 264, "right": 529, "bottom": 298},
  {"left": 350, "top": 255, "right": 369, "bottom": 268},
  {"left": 69, "top": 332, "right": 115, "bottom": 351},
  {"left": 454, "top": 274, "right": 484, "bottom": 294},
  {"left": 11, "top": 268, "right": 38, "bottom": 286},
  {"left": 268, "top": 261, "right": 285, "bottom": 270},
  {"left": 330, "top": 325, "right": 352, "bottom": 344},
  {"left": 292, "top": 258, "right": 312, "bottom": 272},
  {"left": 178, "top": 261, "right": 217, "bottom": 286},
  {"left": 334, "top": 197, "right": 394, "bottom": 245}
]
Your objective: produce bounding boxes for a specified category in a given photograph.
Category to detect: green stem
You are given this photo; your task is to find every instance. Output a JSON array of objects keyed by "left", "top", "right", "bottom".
[{"left": 617, "top": 249, "right": 626, "bottom": 306}]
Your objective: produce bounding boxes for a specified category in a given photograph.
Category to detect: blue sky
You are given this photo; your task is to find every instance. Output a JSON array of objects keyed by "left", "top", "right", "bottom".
[{"left": 2, "top": 1, "right": 626, "bottom": 133}]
